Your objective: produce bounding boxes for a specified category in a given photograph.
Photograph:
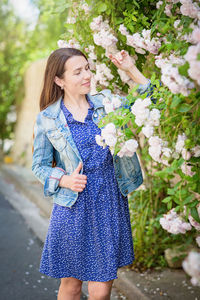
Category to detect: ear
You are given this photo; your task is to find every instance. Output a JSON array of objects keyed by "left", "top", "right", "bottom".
[{"left": 54, "top": 76, "right": 63, "bottom": 88}]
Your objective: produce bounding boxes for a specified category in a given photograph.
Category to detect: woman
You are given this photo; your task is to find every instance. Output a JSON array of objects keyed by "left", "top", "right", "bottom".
[{"left": 32, "top": 47, "right": 153, "bottom": 300}]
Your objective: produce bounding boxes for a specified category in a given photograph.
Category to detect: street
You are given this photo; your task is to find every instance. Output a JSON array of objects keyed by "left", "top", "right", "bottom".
[{"left": 0, "top": 190, "right": 86, "bottom": 300}]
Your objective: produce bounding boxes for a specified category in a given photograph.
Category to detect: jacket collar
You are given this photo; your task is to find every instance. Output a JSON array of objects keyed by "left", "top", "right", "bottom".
[{"left": 42, "top": 92, "right": 104, "bottom": 119}]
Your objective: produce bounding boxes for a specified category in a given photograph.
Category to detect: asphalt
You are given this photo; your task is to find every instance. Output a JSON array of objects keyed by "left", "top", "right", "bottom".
[
  {"left": 0, "top": 163, "right": 200, "bottom": 300},
  {"left": 0, "top": 190, "right": 65, "bottom": 300}
]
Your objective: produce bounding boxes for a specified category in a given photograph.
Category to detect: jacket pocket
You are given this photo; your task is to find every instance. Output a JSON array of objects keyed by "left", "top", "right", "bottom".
[
  {"left": 46, "top": 129, "right": 66, "bottom": 152},
  {"left": 114, "top": 152, "right": 141, "bottom": 180}
]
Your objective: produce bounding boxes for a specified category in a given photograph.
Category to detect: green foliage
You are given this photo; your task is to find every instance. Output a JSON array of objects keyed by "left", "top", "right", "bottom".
[
  {"left": 59, "top": 0, "right": 199, "bottom": 271},
  {"left": 0, "top": 1, "right": 27, "bottom": 147},
  {"left": 0, "top": 0, "right": 67, "bottom": 151}
]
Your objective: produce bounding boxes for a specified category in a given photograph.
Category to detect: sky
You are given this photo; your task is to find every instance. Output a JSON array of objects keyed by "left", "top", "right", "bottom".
[{"left": 9, "top": 0, "right": 40, "bottom": 29}]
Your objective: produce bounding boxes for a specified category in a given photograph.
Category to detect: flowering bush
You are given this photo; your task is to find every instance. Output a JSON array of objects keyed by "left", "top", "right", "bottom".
[{"left": 55, "top": 0, "right": 200, "bottom": 273}]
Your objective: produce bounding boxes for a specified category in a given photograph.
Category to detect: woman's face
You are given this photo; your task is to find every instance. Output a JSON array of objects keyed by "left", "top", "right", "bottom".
[{"left": 58, "top": 55, "right": 92, "bottom": 95}]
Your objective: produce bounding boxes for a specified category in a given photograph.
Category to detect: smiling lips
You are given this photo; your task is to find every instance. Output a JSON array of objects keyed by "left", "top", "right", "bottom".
[{"left": 82, "top": 81, "right": 90, "bottom": 86}]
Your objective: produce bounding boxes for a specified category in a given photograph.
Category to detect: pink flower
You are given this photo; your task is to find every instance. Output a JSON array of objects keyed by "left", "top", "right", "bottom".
[
  {"left": 188, "top": 61, "right": 200, "bottom": 84},
  {"left": 184, "top": 43, "right": 200, "bottom": 62},
  {"left": 181, "top": 162, "right": 196, "bottom": 177},
  {"left": 119, "top": 24, "right": 129, "bottom": 36},
  {"left": 191, "top": 28, "right": 200, "bottom": 44}
]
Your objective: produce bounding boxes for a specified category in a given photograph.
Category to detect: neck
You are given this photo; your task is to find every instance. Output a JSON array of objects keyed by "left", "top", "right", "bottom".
[{"left": 63, "top": 92, "right": 88, "bottom": 109}]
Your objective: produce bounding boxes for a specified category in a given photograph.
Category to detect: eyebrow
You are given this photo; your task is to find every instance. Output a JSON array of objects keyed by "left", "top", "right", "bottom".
[{"left": 73, "top": 63, "right": 89, "bottom": 72}]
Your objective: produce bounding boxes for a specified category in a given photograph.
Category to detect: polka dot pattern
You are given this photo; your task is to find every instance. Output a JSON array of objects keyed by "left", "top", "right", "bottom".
[{"left": 39, "top": 96, "right": 135, "bottom": 281}]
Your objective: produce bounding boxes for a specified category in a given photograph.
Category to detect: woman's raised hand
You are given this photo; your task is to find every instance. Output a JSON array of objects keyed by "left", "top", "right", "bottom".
[
  {"left": 108, "top": 50, "right": 135, "bottom": 72},
  {"left": 59, "top": 162, "right": 87, "bottom": 192}
]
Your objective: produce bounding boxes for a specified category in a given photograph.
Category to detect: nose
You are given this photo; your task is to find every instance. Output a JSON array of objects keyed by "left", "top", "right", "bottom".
[{"left": 83, "top": 69, "right": 92, "bottom": 80}]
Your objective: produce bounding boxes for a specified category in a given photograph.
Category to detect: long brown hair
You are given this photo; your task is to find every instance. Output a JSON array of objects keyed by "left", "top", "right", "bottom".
[
  {"left": 40, "top": 47, "right": 88, "bottom": 111},
  {"left": 33, "top": 47, "right": 88, "bottom": 167}
]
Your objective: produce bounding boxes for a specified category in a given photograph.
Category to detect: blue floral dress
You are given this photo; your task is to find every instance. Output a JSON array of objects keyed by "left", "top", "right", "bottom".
[{"left": 39, "top": 95, "right": 135, "bottom": 281}]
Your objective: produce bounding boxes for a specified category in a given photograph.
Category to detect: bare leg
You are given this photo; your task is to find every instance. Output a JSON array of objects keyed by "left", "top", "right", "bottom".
[
  {"left": 88, "top": 279, "right": 114, "bottom": 300},
  {"left": 57, "top": 277, "right": 83, "bottom": 300}
]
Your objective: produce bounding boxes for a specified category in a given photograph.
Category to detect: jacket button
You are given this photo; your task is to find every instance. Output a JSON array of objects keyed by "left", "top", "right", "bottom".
[
  {"left": 93, "top": 113, "right": 97, "bottom": 117},
  {"left": 125, "top": 189, "right": 128, "bottom": 193},
  {"left": 119, "top": 175, "right": 122, "bottom": 178}
]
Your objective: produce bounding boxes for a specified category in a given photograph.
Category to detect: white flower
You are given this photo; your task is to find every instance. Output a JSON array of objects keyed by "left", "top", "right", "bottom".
[
  {"left": 104, "top": 135, "right": 117, "bottom": 147},
  {"left": 181, "top": 162, "right": 196, "bottom": 177},
  {"left": 111, "top": 96, "right": 121, "bottom": 109},
  {"left": 119, "top": 24, "right": 129, "bottom": 36},
  {"left": 182, "top": 251, "right": 200, "bottom": 287},
  {"left": 66, "top": 16, "right": 76, "bottom": 24},
  {"left": 117, "top": 139, "right": 138, "bottom": 157},
  {"left": 149, "top": 136, "right": 163, "bottom": 147},
  {"left": 57, "top": 40, "right": 69, "bottom": 48},
  {"left": 142, "top": 124, "right": 154, "bottom": 138},
  {"left": 148, "top": 145, "right": 162, "bottom": 162},
  {"left": 192, "top": 145, "right": 200, "bottom": 157},
  {"left": 156, "top": 0, "right": 163, "bottom": 9},
  {"left": 175, "top": 133, "right": 187, "bottom": 153},
  {"left": 160, "top": 208, "right": 192, "bottom": 234},
  {"left": 196, "top": 236, "right": 200, "bottom": 247},
  {"left": 149, "top": 108, "right": 161, "bottom": 126},
  {"left": 125, "top": 139, "right": 138, "bottom": 152},
  {"left": 94, "top": 63, "right": 114, "bottom": 86},
  {"left": 162, "top": 147, "right": 172, "bottom": 158},
  {"left": 181, "top": 148, "right": 191, "bottom": 160},
  {"left": 95, "top": 135, "right": 104, "bottom": 147},
  {"left": 101, "top": 123, "right": 116, "bottom": 137},
  {"left": 142, "top": 97, "right": 152, "bottom": 107},
  {"left": 104, "top": 103, "right": 114, "bottom": 114}
]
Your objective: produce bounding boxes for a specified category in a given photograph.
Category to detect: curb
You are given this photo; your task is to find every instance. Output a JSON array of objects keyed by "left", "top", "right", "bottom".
[{"left": 1, "top": 164, "right": 52, "bottom": 218}]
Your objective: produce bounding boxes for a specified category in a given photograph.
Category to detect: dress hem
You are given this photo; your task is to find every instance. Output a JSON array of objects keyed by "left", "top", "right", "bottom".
[{"left": 39, "top": 259, "right": 135, "bottom": 281}]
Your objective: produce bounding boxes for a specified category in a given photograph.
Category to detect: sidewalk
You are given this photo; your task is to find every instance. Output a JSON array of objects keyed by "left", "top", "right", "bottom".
[{"left": 1, "top": 163, "right": 200, "bottom": 300}]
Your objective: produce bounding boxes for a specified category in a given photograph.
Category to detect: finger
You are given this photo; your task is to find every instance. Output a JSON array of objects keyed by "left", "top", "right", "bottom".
[
  {"left": 75, "top": 183, "right": 85, "bottom": 189},
  {"left": 74, "top": 161, "right": 83, "bottom": 174},
  {"left": 74, "top": 188, "right": 83, "bottom": 192},
  {"left": 112, "top": 57, "right": 121, "bottom": 65},
  {"left": 121, "top": 50, "right": 127, "bottom": 55},
  {"left": 78, "top": 174, "right": 87, "bottom": 180},
  {"left": 77, "top": 179, "right": 87, "bottom": 185},
  {"left": 116, "top": 53, "right": 123, "bottom": 61}
]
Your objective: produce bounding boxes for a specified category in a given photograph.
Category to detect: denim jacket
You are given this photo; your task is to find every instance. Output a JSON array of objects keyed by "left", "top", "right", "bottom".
[{"left": 32, "top": 79, "right": 154, "bottom": 208}]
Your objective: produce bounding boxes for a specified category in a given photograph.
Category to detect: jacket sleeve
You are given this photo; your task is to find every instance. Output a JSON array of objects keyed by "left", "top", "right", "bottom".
[{"left": 32, "top": 113, "right": 67, "bottom": 197}]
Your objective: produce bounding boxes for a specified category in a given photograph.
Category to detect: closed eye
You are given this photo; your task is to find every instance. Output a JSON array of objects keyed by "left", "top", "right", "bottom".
[{"left": 75, "top": 65, "right": 90, "bottom": 75}]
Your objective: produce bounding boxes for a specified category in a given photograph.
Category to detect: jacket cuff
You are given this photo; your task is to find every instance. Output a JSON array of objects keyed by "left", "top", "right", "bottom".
[
  {"left": 136, "top": 79, "right": 152, "bottom": 95},
  {"left": 44, "top": 167, "right": 66, "bottom": 197}
]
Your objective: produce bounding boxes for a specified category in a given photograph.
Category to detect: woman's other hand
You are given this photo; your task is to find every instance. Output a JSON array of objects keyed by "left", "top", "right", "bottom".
[
  {"left": 108, "top": 50, "right": 135, "bottom": 73},
  {"left": 59, "top": 162, "right": 87, "bottom": 192}
]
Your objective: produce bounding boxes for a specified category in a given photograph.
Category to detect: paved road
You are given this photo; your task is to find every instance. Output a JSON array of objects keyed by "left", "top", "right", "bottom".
[{"left": 0, "top": 191, "right": 86, "bottom": 300}]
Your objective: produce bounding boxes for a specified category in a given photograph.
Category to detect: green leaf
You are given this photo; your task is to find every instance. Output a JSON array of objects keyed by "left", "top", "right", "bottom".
[
  {"left": 170, "top": 96, "right": 182, "bottom": 108},
  {"left": 97, "top": 3, "right": 107, "bottom": 13},
  {"left": 174, "top": 198, "right": 180, "bottom": 205},
  {"left": 150, "top": 72, "right": 156, "bottom": 83},
  {"left": 174, "top": 206, "right": 180, "bottom": 212},
  {"left": 178, "top": 62, "right": 189, "bottom": 77},
  {"left": 125, "top": 128, "right": 133, "bottom": 138},
  {"left": 188, "top": 200, "right": 199, "bottom": 208},
  {"left": 183, "top": 195, "right": 194, "bottom": 205},
  {"left": 190, "top": 207, "right": 200, "bottom": 223},
  {"left": 167, "top": 201, "right": 172, "bottom": 210},
  {"left": 177, "top": 158, "right": 185, "bottom": 167},
  {"left": 167, "top": 188, "right": 175, "bottom": 195},
  {"left": 178, "top": 104, "right": 191, "bottom": 113},
  {"left": 162, "top": 196, "right": 172, "bottom": 203}
]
